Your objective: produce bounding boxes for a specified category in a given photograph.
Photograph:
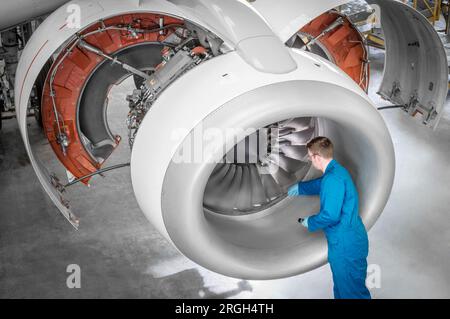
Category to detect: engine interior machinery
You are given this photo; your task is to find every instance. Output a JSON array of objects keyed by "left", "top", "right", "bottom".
[{"left": 7, "top": 0, "right": 448, "bottom": 279}]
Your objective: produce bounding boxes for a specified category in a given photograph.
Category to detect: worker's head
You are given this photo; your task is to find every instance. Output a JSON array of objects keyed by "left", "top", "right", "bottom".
[{"left": 306, "top": 136, "right": 334, "bottom": 172}]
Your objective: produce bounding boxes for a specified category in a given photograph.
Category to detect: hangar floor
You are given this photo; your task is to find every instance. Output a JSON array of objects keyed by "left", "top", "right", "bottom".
[{"left": 0, "top": 48, "right": 449, "bottom": 298}]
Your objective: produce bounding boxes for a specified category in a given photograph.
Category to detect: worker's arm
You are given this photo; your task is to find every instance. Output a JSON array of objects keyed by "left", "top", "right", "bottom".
[
  {"left": 298, "top": 177, "right": 323, "bottom": 195},
  {"left": 288, "top": 177, "right": 323, "bottom": 196},
  {"left": 307, "top": 176, "right": 345, "bottom": 232}
]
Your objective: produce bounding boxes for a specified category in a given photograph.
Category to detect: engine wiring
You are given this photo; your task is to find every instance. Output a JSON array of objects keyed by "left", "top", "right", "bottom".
[
  {"left": 63, "top": 162, "right": 131, "bottom": 189},
  {"left": 47, "top": 22, "right": 188, "bottom": 156},
  {"left": 377, "top": 105, "right": 405, "bottom": 111}
]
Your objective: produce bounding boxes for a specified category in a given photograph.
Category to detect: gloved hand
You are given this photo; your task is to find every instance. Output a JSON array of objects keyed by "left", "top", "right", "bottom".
[
  {"left": 287, "top": 183, "right": 299, "bottom": 196},
  {"left": 298, "top": 217, "right": 309, "bottom": 228}
]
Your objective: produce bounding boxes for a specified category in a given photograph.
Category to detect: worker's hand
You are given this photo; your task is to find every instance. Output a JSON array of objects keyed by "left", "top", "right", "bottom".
[
  {"left": 298, "top": 217, "right": 309, "bottom": 228},
  {"left": 287, "top": 183, "right": 299, "bottom": 196}
]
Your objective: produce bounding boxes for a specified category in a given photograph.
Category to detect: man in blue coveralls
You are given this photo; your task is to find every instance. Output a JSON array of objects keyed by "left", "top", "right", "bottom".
[{"left": 288, "top": 136, "right": 371, "bottom": 299}]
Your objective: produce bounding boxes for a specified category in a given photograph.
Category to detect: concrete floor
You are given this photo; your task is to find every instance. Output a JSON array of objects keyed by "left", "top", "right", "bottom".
[{"left": 0, "top": 48, "right": 449, "bottom": 299}]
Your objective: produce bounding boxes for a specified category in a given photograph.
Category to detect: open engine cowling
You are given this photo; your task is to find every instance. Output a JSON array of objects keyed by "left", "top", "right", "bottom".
[{"left": 14, "top": 0, "right": 447, "bottom": 279}]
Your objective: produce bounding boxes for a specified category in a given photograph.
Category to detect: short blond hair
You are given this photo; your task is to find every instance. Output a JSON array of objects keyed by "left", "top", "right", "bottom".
[{"left": 307, "top": 136, "right": 334, "bottom": 159}]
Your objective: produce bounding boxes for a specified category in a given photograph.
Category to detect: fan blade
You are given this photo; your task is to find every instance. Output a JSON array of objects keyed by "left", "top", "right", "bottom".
[
  {"left": 280, "top": 127, "right": 315, "bottom": 145},
  {"left": 225, "top": 165, "right": 243, "bottom": 211},
  {"left": 266, "top": 160, "right": 296, "bottom": 188},
  {"left": 269, "top": 153, "right": 304, "bottom": 173},
  {"left": 203, "top": 165, "right": 235, "bottom": 209},
  {"left": 249, "top": 164, "right": 267, "bottom": 207},
  {"left": 279, "top": 144, "right": 309, "bottom": 161},
  {"left": 274, "top": 127, "right": 295, "bottom": 138},
  {"left": 280, "top": 117, "right": 312, "bottom": 131},
  {"left": 235, "top": 165, "right": 252, "bottom": 211},
  {"left": 257, "top": 166, "right": 283, "bottom": 200},
  {"left": 209, "top": 163, "right": 230, "bottom": 184}
]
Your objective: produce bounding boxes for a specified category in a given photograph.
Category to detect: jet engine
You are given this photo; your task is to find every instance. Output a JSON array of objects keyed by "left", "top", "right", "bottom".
[{"left": 12, "top": 0, "right": 447, "bottom": 279}]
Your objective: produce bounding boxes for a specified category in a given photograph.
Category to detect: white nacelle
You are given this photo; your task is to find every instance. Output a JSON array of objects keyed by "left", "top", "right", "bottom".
[
  {"left": 0, "top": 0, "right": 69, "bottom": 31},
  {"left": 131, "top": 49, "right": 395, "bottom": 278}
]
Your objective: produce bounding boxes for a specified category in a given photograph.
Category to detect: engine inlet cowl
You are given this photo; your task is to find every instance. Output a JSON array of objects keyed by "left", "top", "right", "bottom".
[{"left": 131, "top": 49, "right": 395, "bottom": 279}]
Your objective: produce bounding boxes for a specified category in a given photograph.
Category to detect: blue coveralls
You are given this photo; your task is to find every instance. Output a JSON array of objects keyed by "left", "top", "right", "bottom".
[{"left": 295, "top": 159, "right": 371, "bottom": 299}]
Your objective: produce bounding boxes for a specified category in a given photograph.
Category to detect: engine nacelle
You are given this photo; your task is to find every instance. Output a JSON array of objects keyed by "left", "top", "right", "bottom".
[{"left": 131, "top": 49, "right": 395, "bottom": 279}]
